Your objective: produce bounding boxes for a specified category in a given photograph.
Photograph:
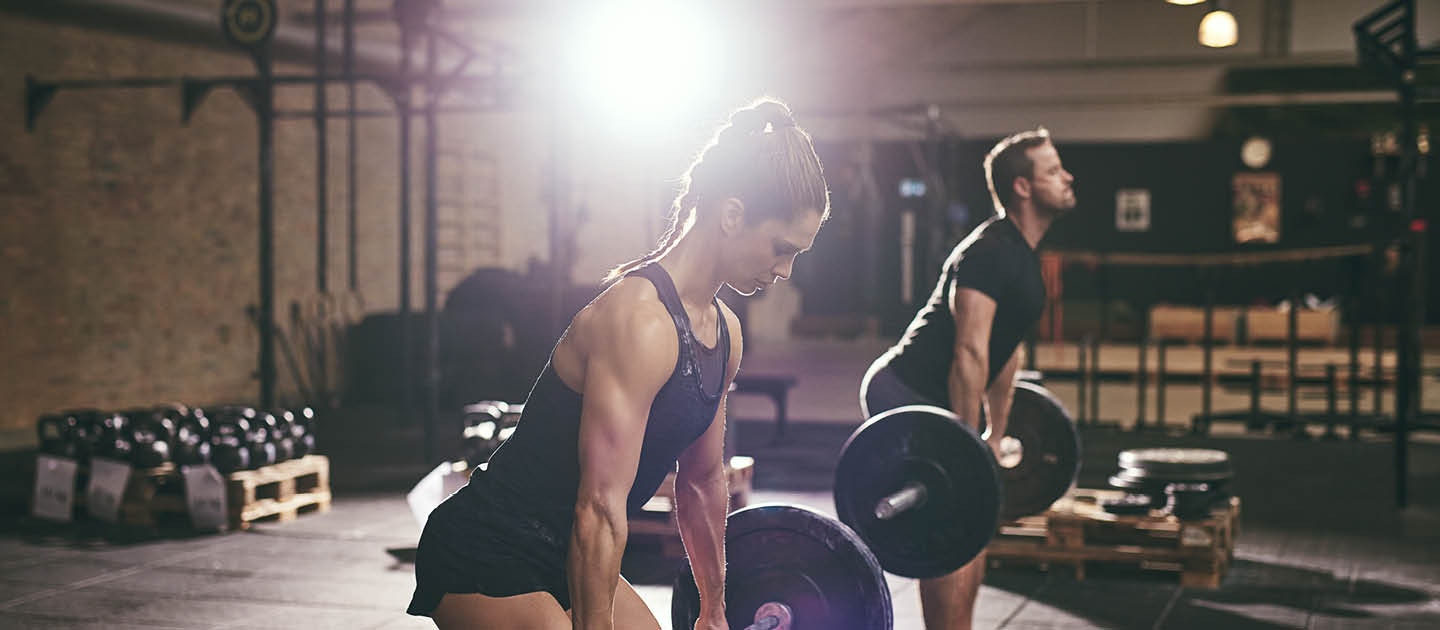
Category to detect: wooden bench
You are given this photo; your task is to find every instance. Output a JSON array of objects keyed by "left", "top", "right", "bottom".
[
  {"left": 1243, "top": 308, "right": 1338, "bottom": 345},
  {"left": 1148, "top": 304, "right": 1243, "bottom": 344},
  {"left": 731, "top": 374, "right": 799, "bottom": 440}
]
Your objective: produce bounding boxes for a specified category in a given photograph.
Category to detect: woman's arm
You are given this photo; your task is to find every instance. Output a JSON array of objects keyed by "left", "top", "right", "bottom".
[
  {"left": 569, "top": 296, "right": 677, "bottom": 630},
  {"left": 674, "top": 303, "right": 744, "bottom": 630}
]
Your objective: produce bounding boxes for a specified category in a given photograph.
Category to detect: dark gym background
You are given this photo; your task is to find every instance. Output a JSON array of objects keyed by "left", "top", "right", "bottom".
[{"left": 3, "top": 1, "right": 1440, "bottom": 629}]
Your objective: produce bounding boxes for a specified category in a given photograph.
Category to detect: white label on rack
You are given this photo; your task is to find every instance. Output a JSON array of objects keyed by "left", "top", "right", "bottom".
[
  {"left": 33, "top": 455, "right": 79, "bottom": 522},
  {"left": 183, "top": 465, "right": 229, "bottom": 530},
  {"left": 86, "top": 457, "right": 132, "bottom": 523}
]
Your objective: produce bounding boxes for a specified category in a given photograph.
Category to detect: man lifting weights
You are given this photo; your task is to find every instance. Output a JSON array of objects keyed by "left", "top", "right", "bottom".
[{"left": 861, "top": 128, "right": 1075, "bottom": 629}]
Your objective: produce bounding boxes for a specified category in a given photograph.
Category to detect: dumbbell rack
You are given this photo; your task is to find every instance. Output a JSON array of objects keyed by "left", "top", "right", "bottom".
[
  {"left": 987, "top": 488, "right": 1241, "bottom": 588},
  {"left": 66, "top": 455, "right": 331, "bottom": 531},
  {"left": 98, "top": 463, "right": 184, "bottom": 528},
  {"left": 627, "top": 456, "right": 756, "bottom": 560}
]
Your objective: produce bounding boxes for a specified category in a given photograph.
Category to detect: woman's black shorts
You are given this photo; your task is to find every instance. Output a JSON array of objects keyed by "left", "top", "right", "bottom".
[{"left": 407, "top": 483, "right": 574, "bottom": 616}]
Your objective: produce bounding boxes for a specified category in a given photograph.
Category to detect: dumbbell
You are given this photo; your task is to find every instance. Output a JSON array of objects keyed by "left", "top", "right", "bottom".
[
  {"left": 96, "top": 412, "right": 133, "bottom": 462},
  {"left": 269, "top": 410, "right": 296, "bottom": 462},
  {"left": 173, "top": 409, "right": 212, "bottom": 466},
  {"left": 461, "top": 401, "right": 521, "bottom": 467},
  {"left": 247, "top": 411, "right": 279, "bottom": 468},
  {"left": 155, "top": 402, "right": 189, "bottom": 426},
  {"left": 289, "top": 407, "right": 317, "bottom": 458},
  {"left": 209, "top": 407, "right": 254, "bottom": 473},
  {"left": 36, "top": 411, "right": 102, "bottom": 460},
  {"left": 36, "top": 413, "right": 76, "bottom": 458},
  {"left": 70, "top": 410, "right": 104, "bottom": 461},
  {"left": 672, "top": 504, "right": 893, "bottom": 630},
  {"left": 126, "top": 408, "right": 176, "bottom": 468}
]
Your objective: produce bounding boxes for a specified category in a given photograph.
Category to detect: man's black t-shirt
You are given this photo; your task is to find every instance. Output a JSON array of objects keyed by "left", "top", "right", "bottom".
[{"left": 883, "top": 216, "right": 1046, "bottom": 409}]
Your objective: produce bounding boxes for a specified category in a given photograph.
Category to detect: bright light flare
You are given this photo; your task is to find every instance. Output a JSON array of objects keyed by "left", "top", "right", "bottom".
[
  {"left": 564, "top": 1, "right": 721, "bottom": 132},
  {"left": 1199, "top": 9, "right": 1238, "bottom": 48}
]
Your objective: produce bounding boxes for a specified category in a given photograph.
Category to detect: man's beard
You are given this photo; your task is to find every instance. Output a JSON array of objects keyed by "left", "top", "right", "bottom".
[{"left": 1038, "top": 194, "right": 1075, "bottom": 218}]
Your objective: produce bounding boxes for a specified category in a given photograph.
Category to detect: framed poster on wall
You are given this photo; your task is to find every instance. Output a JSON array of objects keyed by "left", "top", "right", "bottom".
[
  {"left": 1115, "top": 189, "right": 1151, "bottom": 232},
  {"left": 1232, "top": 172, "right": 1281, "bottom": 244}
]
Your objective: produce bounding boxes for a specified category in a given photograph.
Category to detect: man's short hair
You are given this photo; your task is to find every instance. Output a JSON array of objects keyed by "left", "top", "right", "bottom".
[{"left": 984, "top": 128, "right": 1051, "bottom": 217}]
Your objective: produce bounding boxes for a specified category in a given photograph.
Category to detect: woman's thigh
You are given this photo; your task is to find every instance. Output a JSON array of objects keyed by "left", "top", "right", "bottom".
[
  {"left": 612, "top": 577, "right": 662, "bottom": 630},
  {"left": 432, "top": 591, "right": 570, "bottom": 630},
  {"left": 432, "top": 580, "right": 659, "bottom": 630}
]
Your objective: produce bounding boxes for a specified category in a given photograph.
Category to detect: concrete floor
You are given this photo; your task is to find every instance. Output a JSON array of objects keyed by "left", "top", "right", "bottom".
[{"left": 3, "top": 337, "right": 1440, "bottom": 629}]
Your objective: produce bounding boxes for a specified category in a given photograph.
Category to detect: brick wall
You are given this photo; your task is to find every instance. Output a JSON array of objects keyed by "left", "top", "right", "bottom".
[
  {"left": 0, "top": 15, "right": 561, "bottom": 438},
  {"left": 0, "top": 10, "right": 748, "bottom": 441}
]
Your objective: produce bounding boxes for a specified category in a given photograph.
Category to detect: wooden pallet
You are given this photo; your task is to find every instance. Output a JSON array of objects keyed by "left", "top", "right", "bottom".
[
  {"left": 628, "top": 456, "right": 756, "bottom": 559},
  {"left": 226, "top": 454, "right": 332, "bottom": 530},
  {"left": 987, "top": 488, "right": 1241, "bottom": 588}
]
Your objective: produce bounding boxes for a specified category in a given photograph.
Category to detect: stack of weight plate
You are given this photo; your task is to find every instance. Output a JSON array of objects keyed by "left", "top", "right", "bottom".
[{"left": 1105, "top": 448, "right": 1233, "bottom": 519}]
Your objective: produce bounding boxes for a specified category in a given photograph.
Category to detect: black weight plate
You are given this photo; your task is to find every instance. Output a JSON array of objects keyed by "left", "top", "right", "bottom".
[
  {"left": 999, "top": 382, "right": 1081, "bottom": 520},
  {"left": 1108, "top": 474, "right": 1230, "bottom": 510},
  {"left": 1109, "top": 471, "right": 1231, "bottom": 491},
  {"left": 1115, "top": 464, "right": 1234, "bottom": 483},
  {"left": 834, "top": 405, "right": 1000, "bottom": 579},
  {"left": 1118, "top": 448, "right": 1231, "bottom": 477},
  {"left": 671, "top": 504, "right": 892, "bottom": 630},
  {"left": 1162, "top": 482, "right": 1220, "bottom": 520},
  {"left": 1100, "top": 493, "right": 1154, "bottom": 516}
]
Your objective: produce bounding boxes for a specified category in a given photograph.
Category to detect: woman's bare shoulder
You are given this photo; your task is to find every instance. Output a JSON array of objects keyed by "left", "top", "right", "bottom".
[{"left": 570, "top": 276, "right": 678, "bottom": 359}]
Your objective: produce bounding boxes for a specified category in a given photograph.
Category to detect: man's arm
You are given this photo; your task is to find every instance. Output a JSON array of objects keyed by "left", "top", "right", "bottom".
[
  {"left": 984, "top": 347, "right": 1023, "bottom": 451},
  {"left": 674, "top": 304, "right": 743, "bottom": 630},
  {"left": 948, "top": 286, "right": 998, "bottom": 433},
  {"left": 569, "top": 299, "right": 676, "bottom": 630}
]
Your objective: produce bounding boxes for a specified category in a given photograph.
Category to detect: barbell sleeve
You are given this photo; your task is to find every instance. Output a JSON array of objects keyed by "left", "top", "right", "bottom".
[
  {"left": 745, "top": 615, "right": 781, "bottom": 630},
  {"left": 747, "top": 601, "right": 792, "bottom": 630},
  {"left": 874, "top": 481, "right": 928, "bottom": 520}
]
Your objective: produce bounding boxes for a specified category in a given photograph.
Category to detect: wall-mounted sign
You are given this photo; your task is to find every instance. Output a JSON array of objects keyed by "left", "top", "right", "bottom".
[
  {"left": 1233, "top": 172, "right": 1282, "bottom": 244},
  {"left": 1115, "top": 189, "right": 1151, "bottom": 232}
]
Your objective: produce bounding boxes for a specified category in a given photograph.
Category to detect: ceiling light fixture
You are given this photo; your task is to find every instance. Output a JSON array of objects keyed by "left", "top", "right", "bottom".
[{"left": 1199, "top": 5, "right": 1238, "bottom": 48}]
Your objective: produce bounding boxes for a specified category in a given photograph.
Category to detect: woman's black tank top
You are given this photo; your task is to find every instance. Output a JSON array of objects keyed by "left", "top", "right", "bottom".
[{"left": 461, "top": 263, "right": 731, "bottom": 528}]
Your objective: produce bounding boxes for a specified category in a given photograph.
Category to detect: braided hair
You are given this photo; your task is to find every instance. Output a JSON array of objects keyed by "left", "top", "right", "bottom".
[{"left": 604, "top": 98, "right": 829, "bottom": 282}]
